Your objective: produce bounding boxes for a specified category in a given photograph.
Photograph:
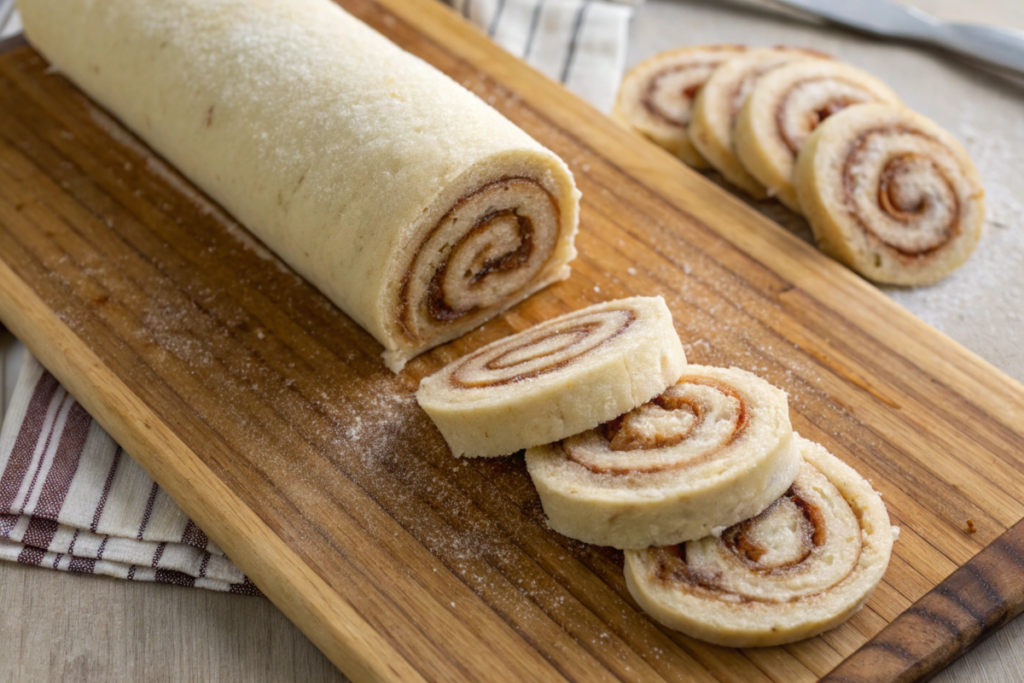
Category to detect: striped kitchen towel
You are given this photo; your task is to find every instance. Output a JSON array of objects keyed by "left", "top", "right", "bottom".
[
  {"left": 0, "top": 353, "right": 260, "bottom": 594},
  {"left": 451, "top": 0, "right": 635, "bottom": 113}
]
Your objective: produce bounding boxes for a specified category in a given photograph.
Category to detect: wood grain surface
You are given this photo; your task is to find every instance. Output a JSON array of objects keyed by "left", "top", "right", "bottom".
[{"left": 2, "top": 0, "right": 1024, "bottom": 679}]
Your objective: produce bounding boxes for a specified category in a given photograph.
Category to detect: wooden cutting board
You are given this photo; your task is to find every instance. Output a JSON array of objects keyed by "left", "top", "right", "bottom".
[{"left": 3, "top": 1, "right": 1024, "bottom": 680}]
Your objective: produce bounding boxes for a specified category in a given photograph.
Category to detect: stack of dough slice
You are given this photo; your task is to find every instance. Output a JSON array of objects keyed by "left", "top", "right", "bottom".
[
  {"left": 688, "top": 47, "right": 828, "bottom": 197},
  {"left": 616, "top": 43, "right": 984, "bottom": 283},
  {"left": 417, "top": 296, "right": 895, "bottom": 647}
]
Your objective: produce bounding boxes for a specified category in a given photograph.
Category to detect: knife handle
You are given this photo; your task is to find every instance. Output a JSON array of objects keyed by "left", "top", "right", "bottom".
[{"left": 932, "top": 23, "right": 1024, "bottom": 76}]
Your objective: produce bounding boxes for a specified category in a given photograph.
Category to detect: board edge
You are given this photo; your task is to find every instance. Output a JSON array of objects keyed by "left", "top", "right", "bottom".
[{"left": 824, "top": 521, "right": 1024, "bottom": 682}]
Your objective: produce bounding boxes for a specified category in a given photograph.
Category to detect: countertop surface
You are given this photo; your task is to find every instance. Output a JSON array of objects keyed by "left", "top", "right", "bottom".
[{"left": 2, "top": 0, "right": 1023, "bottom": 680}]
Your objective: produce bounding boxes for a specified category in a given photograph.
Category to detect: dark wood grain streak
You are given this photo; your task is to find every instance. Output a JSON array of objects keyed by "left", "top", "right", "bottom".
[
  {"left": 825, "top": 523, "right": 1024, "bottom": 683},
  {"left": 3, "top": 0, "right": 1024, "bottom": 680}
]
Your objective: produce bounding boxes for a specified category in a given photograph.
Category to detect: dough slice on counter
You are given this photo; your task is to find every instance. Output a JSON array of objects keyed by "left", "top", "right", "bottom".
[
  {"left": 18, "top": 0, "right": 580, "bottom": 372},
  {"left": 794, "top": 103, "right": 985, "bottom": 285},
  {"left": 735, "top": 60, "right": 902, "bottom": 212},
  {"left": 525, "top": 365, "right": 800, "bottom": 549},
  {"left": 614, "top": 45, "right": 747, "bottom": 168},
  {"left": 689, "top": 47, "right": 828, "bottom": 197},
  {"left": 625, "top": 436, "right": 895, "bottom": 647},
  {"left": 417, "top": 297, "right": 686, "bottom": 458}
]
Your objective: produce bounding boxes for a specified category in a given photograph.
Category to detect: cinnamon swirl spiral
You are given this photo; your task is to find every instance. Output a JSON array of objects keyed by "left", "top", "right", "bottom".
[
  {"left": 794, "top": 103, "right": 985, "bottom": 285},
  {"left": 396, "top": 173, "right": 576, "bottom": 367},
  {"left": 625, "top": 436, "right": 895, "bottom": 647},
  {"left": 689, "top": 48, "right": 829, "bottom": 198},
  {"left": 525, "top": 366, "right": 801, "bottom": 549},
  {"left": 734, "top": 60, "right": 902, "bottom": 213},
  {"left": 417, "top": 297, "right": 686, "bottom": 458},
  {"left": 614, "top": 45, "right": 747, "bottom": 168}
]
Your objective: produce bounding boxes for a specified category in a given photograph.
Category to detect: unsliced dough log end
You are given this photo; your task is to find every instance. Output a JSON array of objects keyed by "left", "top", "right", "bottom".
[
  {"left": 382, "top": 149, "right": 581, "bottom": 372},
  {"left": 19, "top": 0, "right": 584, "bottom": 375}
]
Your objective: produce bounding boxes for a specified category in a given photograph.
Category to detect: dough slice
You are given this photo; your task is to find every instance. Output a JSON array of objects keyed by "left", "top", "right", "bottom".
[
  {"left": 794, "top": 103, "right": 985, "bottom": 285},
  {"left": 614, "top": 45, "right": 747, "bottom": 168},
  {"left": 735, "top": 60, "right": 902, "bottom": 213},
  {"left": 417, "top": 297, "right": 686, "bottom": 458},
  {"left": 625, "top": 436, "right": 895, "bottom": 647},
  {"left": 526, "top": 366, "right": 801, "bottom": 549},
  {"left": 689, "top": 47, "right": 828, "bottom": 197}
]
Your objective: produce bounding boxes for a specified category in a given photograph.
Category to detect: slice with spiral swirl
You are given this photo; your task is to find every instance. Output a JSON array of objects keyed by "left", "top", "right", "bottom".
[
  {"left": 689, "top": 47, "right": 829, "bottom": 198},
  {"left": 624, "top": 436, "right": 895, "bottom": 647},
  {"left": 614, "top": 45, "right": 747, "bottom": 168},
  {"left": 794, "top": 103, "right": 985, "bottom": 285},
  {"left": 734, "top": 60, "right": 902, "bottom": 213},
  {"left": 417, "top": 297, "right": 686, "bottom": 458},
  {"left": 525, "top": 366, "right": 801, "bottom": 549}
]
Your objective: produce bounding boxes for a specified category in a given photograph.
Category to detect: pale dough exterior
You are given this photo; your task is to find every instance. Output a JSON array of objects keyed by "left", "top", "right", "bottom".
[
  {"left": 613, "top": 45, "right": 747, "bottom": 168},
  {"left": 689, "top": 48, "right": 827, "bottom": 198},
  {"left": 794, "top": 103, "right": 984, "bottom": 285},
  {"left": 18, "top": 0, "right": 580, "bottom": 372},
  {"left": 624, "top": 436, "right": 895, "bottom": 647},
  {"left": 525, "top": 366, "right": 801, "bottom": 549},
  {"left": 417, "top": 297, "right": 686, "bottom": 458},
  {"left": 734, "top": 60, "right": 901, "bottom": 213}
]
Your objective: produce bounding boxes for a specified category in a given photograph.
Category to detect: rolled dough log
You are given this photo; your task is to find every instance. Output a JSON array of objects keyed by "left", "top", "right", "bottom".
[{"left": 18, "top": 0, "right": 580, "bottom": 371}]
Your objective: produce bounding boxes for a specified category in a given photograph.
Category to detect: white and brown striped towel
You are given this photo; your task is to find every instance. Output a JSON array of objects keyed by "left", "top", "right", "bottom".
[
  {"left": 0, "top": 353, "right": 259, "bottom": 594},
  {"left": 450, "top": 0, "right": 635, "bottom": 113}
]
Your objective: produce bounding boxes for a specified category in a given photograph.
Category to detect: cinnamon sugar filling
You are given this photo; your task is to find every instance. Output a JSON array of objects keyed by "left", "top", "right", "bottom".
[
  {"left": 649, "top": 483, "right": 861, "bottom": 602},
  {"left": 398, "top": 177, "right": 560, "bottom": 341},
  {"left": 563, "top": 376, "right": 750, "bottom": 475},
  {"left": 642, "top": 61, "right": 726, "bottom": 127},
  {"left": 841, "top": 126, "right": 962, "bottom": 258},
  {"left": 447, "top": 309, "right": 636, "bottom": 389},
  {"left": 774, "top": 77, "right": 874, "bottom": 153}
]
